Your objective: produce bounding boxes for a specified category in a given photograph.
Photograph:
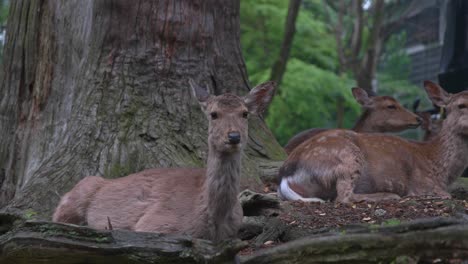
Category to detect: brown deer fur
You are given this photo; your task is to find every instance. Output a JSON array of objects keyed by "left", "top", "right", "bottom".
[
  {"left": 53, "top": 80, "right": 276, "bottom": 242},
  {"left": 278, "top": 81, "right": 468, "bottom": 203},
  {"left": 284, "top": 88, "right": 422, "bottom": 154}
]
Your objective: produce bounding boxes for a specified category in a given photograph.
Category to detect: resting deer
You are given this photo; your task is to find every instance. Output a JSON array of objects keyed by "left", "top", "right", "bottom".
[
  {"left": 53, "top": 79, "right": 276, "bottom": 242},
  {"left": 413, "top": 99, "right": 468, "bottom": 178},
  {"left": 278, "top": 81, "right": 468, "bottom": 203},
  {"left": 284, "top": 88, "right": 422, "bottom": 154},
  {"left": 412, "top": 98, "right": 443, "bottom": 141}
]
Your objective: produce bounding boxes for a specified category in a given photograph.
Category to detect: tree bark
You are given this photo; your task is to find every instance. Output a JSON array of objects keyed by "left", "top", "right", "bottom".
[
  {"left": 0, "top": 0, "right": 285, "bottom": 218},
  {"left": 0, "top": 213, "right": 246, "bottom": 264},
  {"left": 269, "top": 0, "right": 302, "bottom": 88},
  {"left": 242, "top": 217, "right": 468, "bottom": 263},
  {"left": 354, "top": 0, "right": 384, "bottom": 95}
]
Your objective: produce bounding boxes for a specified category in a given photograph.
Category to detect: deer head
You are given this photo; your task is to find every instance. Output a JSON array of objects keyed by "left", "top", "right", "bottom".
[
  {"left": 424, "top": 81, "right": 468, "bottom": 136},
  {"left": 412, "top": 98, "right": 443, "bottom": 140},
  {"left": 352, "top": 87, "right": 422, "bottom": 132},
  {"left": 189, "top": 79, "right": 276, "bottom": 154}
]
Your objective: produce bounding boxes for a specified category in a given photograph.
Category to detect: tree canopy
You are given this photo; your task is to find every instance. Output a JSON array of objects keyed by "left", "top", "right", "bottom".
[{"left": 240, "top": 0, "right": 428, "bottom": 145}]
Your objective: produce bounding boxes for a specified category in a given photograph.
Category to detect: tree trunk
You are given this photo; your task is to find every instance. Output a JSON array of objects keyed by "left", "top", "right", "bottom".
[
  {"left": 0, "top": 0, "right": 285, "bottom": 218},
  {"left": 331, "top": 0, "right": 384, "bottom": 96},
  {"left": 354, "top": 0, "right": 384, "bottom": 95},
  {"left": 269, "top": 0, "right": 302, "bottom": 88}
]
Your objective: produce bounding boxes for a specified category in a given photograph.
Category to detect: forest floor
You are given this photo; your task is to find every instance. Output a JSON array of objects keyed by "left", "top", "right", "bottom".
[{"left": 239, "top": 185, "right": 468, "bottom": 256}]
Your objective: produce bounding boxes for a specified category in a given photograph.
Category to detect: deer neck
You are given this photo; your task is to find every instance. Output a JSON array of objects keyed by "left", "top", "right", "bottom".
[
  {"left": 426, "top": 123, "right": 468, "bottom": 186},
  {"left": 195, "top": 146, "right": 241, "bottom": 241},
  {"left": 205, "top": 148, "right": 241, "bottom": 216},
  {"left": 352, "top": 110, "right": 375, "bottom": 132}
]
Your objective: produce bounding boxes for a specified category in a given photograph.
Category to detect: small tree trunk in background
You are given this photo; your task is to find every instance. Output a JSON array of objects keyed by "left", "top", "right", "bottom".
[
  {"left": 332, "top": 0, "right": 384, "bottom": 96},
  {"left": 354, "top": 0, "right": 384, "bottom": 95},
  {"left": 335, "top": 96, "right": 344, "bottom": 128},
  {"left": 0, "top": 0, "right": 285, "bottom": 217},
  {"left": 270, "top": 0, "right": 302, "bottom": 89}
]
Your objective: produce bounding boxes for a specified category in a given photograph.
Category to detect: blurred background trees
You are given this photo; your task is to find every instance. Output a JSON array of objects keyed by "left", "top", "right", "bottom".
[
  {"left": 240, "top": 0, "right": 434, "bottom": 145},
  {"left": 0, "top": 0, "right": 9, "bottom": 62}
]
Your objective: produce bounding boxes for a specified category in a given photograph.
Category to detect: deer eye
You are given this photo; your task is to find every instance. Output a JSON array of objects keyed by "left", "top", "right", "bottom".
[
  {"left": 210, "top": 112, "right": 218, "bottom": 120},
  {"left": 387, "top": 105, "right": 397, "bottom": 110},
  {"left": 242, "top": 111, "right": 249, "bottom": 119},
  {"left": 458, "top": 104, "right": 467, "bottom": 109}
]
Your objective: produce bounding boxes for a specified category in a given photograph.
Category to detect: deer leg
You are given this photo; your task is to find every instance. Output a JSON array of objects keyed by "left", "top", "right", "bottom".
[
  {"left": 52, "top": 176, "right": 105, "bottom": 224},
  {"left": 407, "top": 187, "right": 451, "bottom": 199},
  {"left": 336, "top": 177, "right": 400, "bottom": 203},
  {"left": 335, "top": 178, "right": 357, "bottom": 203}
]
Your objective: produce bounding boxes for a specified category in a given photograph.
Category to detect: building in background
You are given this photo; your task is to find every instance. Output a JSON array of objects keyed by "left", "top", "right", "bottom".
[
  {"left": 395, "top": 0, "right": 448, "bottom": 86},
  {"left": 394, "top": 0, "right": 468, "bottom": 94}
]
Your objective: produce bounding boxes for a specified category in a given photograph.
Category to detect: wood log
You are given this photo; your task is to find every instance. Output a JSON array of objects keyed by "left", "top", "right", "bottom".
[
  {"left": 0, "top": 214, "right": 245, "bottom": 264},
  {"left": 241, "top": 217, "right": 468, "bottom": 263}
]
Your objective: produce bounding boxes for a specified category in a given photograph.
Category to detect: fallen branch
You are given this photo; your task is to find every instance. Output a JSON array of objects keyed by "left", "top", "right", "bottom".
[
  {"left": 0, "top": 214, "right": 246, "bottom": 264},
  {"left": 241, "top": 217, "right": 468, "bottom": 263}
]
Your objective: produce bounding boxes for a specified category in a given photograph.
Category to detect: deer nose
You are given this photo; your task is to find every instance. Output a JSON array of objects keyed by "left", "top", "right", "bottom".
[{"left": 228, "top": 132, "right": 241, "bottom": 145}]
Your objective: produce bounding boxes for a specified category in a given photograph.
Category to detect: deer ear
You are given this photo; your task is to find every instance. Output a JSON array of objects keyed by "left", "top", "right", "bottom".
[
  {"left": 244, "top": 81, "right": 276, "bottom": 115},
  {"left": 424, "top": 81, "right": 451, "bottom": 108},
  {"left": 189, "top": 78, "right": 211, "bottom": 108},
  {"left": 352, "top": 87, "right": 373, "bottom": 107}
]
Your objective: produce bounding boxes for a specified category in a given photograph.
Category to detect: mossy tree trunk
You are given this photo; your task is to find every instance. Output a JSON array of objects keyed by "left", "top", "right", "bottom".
[{"left": 0, "top": 0, "right": 285, "bottom": 218}]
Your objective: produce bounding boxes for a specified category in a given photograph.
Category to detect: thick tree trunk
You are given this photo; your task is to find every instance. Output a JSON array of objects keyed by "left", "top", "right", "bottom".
[
  {"left": 0, "top": 0, "right": 285, "bottom": 218},
  {"left": 269, "top": 0, "right": 302, "bottom": 88}
]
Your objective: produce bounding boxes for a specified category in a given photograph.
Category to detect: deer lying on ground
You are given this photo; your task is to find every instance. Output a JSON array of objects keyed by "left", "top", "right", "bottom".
[
  {"left": 413, "top": 99, "right": 468, "bottom": 178},
  {"left": 53, "top": 79, "right": 276, "bottom": 242},
  {"left": 278, "top": 81, "right": 468, "bottom": 203},
  {"left": 412, "top": 98, "right": 443, "bottom": 141},
  {"left": 284, "top": 88, "right": 422, "bottom": 154}
]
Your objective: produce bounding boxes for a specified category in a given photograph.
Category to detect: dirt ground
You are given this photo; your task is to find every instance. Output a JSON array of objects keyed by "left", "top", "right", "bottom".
[{"left": 240, "top": 191, "right": 468, "bottom": 256}]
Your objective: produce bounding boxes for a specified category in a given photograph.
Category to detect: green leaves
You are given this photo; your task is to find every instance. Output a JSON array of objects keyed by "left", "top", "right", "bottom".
[
  {"left": 241, "top": 0, "right": 348, "bottom": 145},
  {"left": 240, "top": 0, "right": 421, "bottom": 145},
  {"left": 264, "top": 59, "right": 360, "bottom": 145}
]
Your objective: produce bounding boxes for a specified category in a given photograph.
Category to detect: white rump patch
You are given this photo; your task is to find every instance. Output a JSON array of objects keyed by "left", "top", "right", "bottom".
[{"left": 278, "top": 177, "right": 324, "bottom": 203}]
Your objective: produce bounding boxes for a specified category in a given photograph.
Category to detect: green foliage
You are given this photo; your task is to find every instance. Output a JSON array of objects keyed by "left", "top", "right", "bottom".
[
  {"left": 241, "top": 0, "right": 350, "bottom": 145},
  {"left": 262, "top": 59, "right": 360, "bottom": 145},
  {"left": 24, "top": 209, "right": 38, "bottom": 220},
  {"left": 380, "top": 32, "right": 412, "bottom": 80},
  {"left": 0, "top": 0, "right": 9, "bottom": 63},
  {"left": 241, "top": 0, "right": 426, "bottom": 144},
  {"left": 0, "top": 2, "right": 7, "bottom": 24},
  {"left": 240, "top": 0, "right": 337, "bottom": 77}
]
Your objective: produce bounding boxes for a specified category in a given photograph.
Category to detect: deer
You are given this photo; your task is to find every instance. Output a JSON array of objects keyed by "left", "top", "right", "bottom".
[
  {"left": 284, "top": 87, "right": 422, "bottom": 154},
  {"left": 278, "top": 81, "right": 468, "bottom": 203},
  {"left": 413, "top": 98, "right": 468, "bottom": 178},
  {"left": 53, "top": 79, "right": 276, "bottom": 243},
  {"left": 412, "top": 98, "right": 444, "bottom": 141}
]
